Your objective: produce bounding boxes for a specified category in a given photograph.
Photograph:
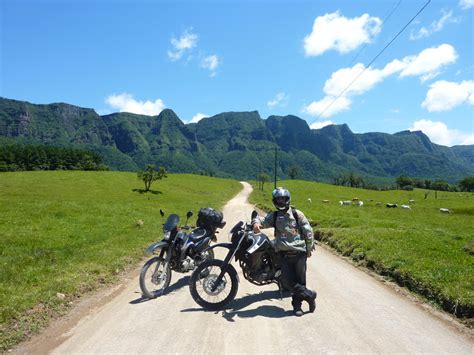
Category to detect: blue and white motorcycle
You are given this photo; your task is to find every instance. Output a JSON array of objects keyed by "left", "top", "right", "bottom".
[{"left": 140, "top": 209, "right": 225, "bottom": 299}]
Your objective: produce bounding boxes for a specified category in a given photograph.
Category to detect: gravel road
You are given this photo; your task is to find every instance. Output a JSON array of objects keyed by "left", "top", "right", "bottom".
[{"left": 18, "top": 182, "right": 473, "bottom": 354}]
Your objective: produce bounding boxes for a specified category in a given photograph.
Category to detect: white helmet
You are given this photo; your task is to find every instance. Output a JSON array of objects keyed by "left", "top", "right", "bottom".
[{"left": 272, "top": 187, "right": 291, "bottom": 211}]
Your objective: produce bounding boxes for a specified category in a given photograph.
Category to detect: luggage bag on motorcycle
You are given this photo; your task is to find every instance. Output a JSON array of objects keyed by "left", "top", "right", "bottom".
[{"left": 197, "top": 207, "right": 225, "bottom": 231}]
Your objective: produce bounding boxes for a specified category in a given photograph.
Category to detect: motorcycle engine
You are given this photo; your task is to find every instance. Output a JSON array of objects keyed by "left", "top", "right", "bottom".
[
  {"left": 241, "top": 251, "right": 274, "bottom": 284},
  {"left": 180, "top": 256, "right": 195, "bottom": 272}
]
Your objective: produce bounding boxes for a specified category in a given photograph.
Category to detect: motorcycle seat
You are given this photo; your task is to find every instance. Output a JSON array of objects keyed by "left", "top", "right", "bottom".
[{"left": 189, "top": 228, "right": 209, "bottom": 243}]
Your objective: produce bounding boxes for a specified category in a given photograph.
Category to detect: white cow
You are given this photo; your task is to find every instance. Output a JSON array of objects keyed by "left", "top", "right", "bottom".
[
  {"left": 357, "top": 201, "right": 364, "bottom": 207},
  {"left": 307, "top": 198, "right": 312, "bottom": 203},
  {"left": 339, "top": 200, "right": 351, "bottom": 206},
  {"left": 401, "top": 205, "right": 411, "bottom": 210},
  {"left": 439, "top": 208, "right": 451, "bottom": 214}
]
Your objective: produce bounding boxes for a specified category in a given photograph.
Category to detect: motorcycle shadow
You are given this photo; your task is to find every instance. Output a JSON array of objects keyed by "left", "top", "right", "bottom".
[
  {"left": 129, "top": 276, "right": 191, "bottom": 304},
  {"left": 222, "top": 290, "right": 293, "bottom": 321},
  {"left": 181, "top": 290, "right": 293, "bottom": 320}
]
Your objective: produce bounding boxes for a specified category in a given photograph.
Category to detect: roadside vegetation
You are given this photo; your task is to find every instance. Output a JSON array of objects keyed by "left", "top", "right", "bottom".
[
  {"left": 250, "top": 180, "right": 474, "bottom": 323},
  {"left": 0, "top": 171, "right": 241, "bottom": 350}
]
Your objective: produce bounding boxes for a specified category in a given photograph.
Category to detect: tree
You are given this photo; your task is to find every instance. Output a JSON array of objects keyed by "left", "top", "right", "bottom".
[
  {"left": 396, "top": 175, "right": 413, "bottom": 189},
  {"left": 138, "top": 165, "right": 167, "bottom": 192},
  {"left": 288, "top": 165, "right": 299, "bottom": 180},
  {"left": 459, "top": 176, "right": 474, "bottom": 192},
  {"left": 257, "top": 172, "right": 269, "bottom": 190},
  {"left": 432, "top": 180, "right": 449, "bottom": 191}
]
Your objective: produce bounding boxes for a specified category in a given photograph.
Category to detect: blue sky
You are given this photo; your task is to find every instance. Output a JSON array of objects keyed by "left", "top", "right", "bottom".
[{"left": 1, "top": 0, "right": 473, "bottom": 146}]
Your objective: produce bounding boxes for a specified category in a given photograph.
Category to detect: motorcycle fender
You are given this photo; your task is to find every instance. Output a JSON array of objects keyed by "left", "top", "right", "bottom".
[
  {"left": 145, "top": 241, "right": 168, "bottom": 254},
  {"left": 203, "top": 242, "right": 233, "bottom": 252}
]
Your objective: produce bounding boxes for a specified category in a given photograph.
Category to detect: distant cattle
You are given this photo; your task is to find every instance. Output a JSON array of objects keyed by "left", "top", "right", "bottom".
[
  {"left": 357, "top": 201, "right": 364, "bottom": 207},
  {"left": 386, "top": 203, "right": 398, "bottom": 208},
  {"left": 409, "top": 199, "right": 415, "bottom": 204},
  {"left": 322, "top": 199, "right": 330, "bottom": 203},
  {"left": 439, "top": 208, "right": 451, "bottom": 214},
  {"left": 401, "top": 205, "right": 411, "bottom": 210},
  {"left": 352, "top": 198, "right": 359, "bottom": 202},
  {"left": 307, "top": 198, "right": 312, "bottom": 203},
  {"left": 339, "top": 200, "right": 351, "bottom": 206}
]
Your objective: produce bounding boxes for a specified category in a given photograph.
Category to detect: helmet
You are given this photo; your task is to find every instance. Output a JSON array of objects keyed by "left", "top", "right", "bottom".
[{"left": 272, "top": 187, "right": 291, "bottom": 211}]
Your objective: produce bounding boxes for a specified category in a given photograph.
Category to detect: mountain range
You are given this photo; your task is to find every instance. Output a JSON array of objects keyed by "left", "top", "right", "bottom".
[{"left": 1, "top": 97, "right": 473, "bottom": 183}]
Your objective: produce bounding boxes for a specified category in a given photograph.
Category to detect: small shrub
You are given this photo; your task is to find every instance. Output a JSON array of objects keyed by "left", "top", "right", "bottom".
[{"left": 463, "top": 240, "right": 474, "bottom": 255}]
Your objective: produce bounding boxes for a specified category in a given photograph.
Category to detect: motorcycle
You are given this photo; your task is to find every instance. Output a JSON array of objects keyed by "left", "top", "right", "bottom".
[
  {"left": 140, "top": 208, "right": 225, "bottom": 299},
  {"left": 189, "top": 211, "right": 283, "bottom": 310}
]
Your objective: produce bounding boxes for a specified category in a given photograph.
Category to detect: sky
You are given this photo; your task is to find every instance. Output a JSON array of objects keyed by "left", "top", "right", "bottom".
[{"left": 1, "top": 0, "right": 473, "bottom": 146}]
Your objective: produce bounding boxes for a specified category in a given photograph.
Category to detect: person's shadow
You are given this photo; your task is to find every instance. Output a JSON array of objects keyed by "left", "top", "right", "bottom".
[
  {"left": 181, "top": 289, "right": 293, "bottom": 321},
  {"left": 129, "top": 276, "right": 191, "bottom": 304}
]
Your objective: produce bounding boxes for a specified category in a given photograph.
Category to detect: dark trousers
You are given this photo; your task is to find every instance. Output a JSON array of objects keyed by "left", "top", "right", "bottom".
[{"left": 279, "top": 251, "right": 313, "bottom": 308}]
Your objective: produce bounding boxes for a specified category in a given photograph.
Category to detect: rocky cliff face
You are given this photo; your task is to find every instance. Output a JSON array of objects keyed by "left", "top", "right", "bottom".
[{"left": 1, "top": 97, "right": 473, "bottom": 182}]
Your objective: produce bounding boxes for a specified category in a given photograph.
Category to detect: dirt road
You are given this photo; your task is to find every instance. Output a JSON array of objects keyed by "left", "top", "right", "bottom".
[{"left": 19, "top": 182, "right": 473, "bottom": 353}]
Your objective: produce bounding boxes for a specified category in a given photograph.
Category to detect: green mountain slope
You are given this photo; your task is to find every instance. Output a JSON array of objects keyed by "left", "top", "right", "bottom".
[{"left": 1, "top": 97, "right": 473, "bottom": 182}]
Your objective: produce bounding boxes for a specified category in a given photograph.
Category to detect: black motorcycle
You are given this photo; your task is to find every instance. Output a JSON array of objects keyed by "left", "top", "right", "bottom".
[
  {"left": 189, "top": 211, "right": 282, "bottom": 310},
  {"left": 140, "top": 208, "right": 225, "bottom": 299}
]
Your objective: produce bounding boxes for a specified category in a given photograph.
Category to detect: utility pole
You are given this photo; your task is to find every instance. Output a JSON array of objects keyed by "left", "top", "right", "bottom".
[{"left": 274, "top": 147, "right": 277, "bottom": 189}]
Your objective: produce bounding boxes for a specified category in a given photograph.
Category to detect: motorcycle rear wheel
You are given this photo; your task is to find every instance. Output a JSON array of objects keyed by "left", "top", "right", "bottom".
[
  {"left": 140, "top": 256, "right": 172, "bottom": 299},
  {"left": 189, "top": 259, "right": 238, "bottom": 310}
]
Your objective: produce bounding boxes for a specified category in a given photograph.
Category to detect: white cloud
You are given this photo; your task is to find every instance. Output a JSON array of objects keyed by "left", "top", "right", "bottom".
[
  {"left": 409, "top": 119, "right": 474, "bottom": 146},
  {"left": 303, "top": 11, "right": 382, "bottom": 56},
  {"left": 410, "top": 10, "right": 458, "bottom": 40},
  {"left": 189, "top": 113, "right": 207, "bottom": 123},
  {"left": 398, "top": 43, "right": 458, "bottom": 82},
  {"left": 322, "top": 62, "right": 397, "bottom": 97},
  {"left": 105, "top": 93, "right": 165, "bottom": 116},
  {"left": 422, "top": 80, "right": 474, "bottom": 112},
  {"left": 201, "top": 55, "right": 220, "bottom": 76},
  {"left": 459, "top": 0, "right": 474, "bottom": 10},
  {"left": 310, "top": 120, "right": 335, "bottom": 129},
  {"left": 303, "top": 44, "right": 458, "bottom": 118},
  {"left": 167, "top": 30, "right": 198, "bottom": 61},
  {"left": 303, "top": 95, "right": 352, "bottom": 118},
  {"left": 267, "top": 92, "right": 289, "bottom": 108}
]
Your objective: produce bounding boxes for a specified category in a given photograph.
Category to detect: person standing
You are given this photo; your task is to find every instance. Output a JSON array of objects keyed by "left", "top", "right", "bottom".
[{"left": 252, "top": 187, "right": 317, "bottom": 316}]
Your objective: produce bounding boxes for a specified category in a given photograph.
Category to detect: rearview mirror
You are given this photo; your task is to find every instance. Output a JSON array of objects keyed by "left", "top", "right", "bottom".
[
  {"left": 160, "top": 209, "right": 165, "bottom": 217},
  {"left": 186, "top": 211, "right": 193, "bottom": 219},
  {"left": 251, "top": 210, "right": 258, "bottom": 219}
]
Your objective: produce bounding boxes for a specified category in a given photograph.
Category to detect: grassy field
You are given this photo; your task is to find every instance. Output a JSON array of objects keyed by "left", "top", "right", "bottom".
[
  {"left": 250, "top": 180, "right": 474, "bottom": 322},
  {"left": 0, "top": 171, "right": 241, "bottom": 350}
]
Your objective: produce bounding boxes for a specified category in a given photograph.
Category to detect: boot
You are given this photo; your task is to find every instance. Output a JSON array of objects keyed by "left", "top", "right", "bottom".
[
  {"left": 296, "top": 285, "right": 317, "bottom": 313},
  {"left": 306, "top": 290, "right": 317, "bottom": 313},
  {"left": 294, "top": 308, "right": 303, "bottom": 317},
  {"left": 291, "top": 298, "right": 303, "bottom": 317}
]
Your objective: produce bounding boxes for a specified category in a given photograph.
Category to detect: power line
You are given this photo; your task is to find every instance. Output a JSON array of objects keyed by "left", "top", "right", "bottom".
[
  {"left": 348, "top": 0, "right": 403, "bottom": 67},
  {"left": 315, "top": 0, "right": 431, "bottom": 120}
]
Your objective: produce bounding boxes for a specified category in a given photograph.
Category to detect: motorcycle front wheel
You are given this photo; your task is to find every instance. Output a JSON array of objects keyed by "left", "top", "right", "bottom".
[
  {"left": 139, "top": 256, "right": 172, "bottom": 299},
  {"left": 189, "top": 259, "right": 238, "bottom": 310}
]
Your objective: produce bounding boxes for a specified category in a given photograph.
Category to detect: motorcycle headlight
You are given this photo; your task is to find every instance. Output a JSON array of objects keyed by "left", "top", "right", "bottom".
[{"left": 162, "top": 231, "right": 171, "bottom": 241}]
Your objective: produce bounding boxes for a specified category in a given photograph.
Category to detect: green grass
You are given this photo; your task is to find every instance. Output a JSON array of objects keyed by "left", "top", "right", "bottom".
[
  {"left": 0, "top": 171, "right": 241, "bottom": 350},
  {"left": 250, "top": 180, "right": 474, "bottom": 321}
]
